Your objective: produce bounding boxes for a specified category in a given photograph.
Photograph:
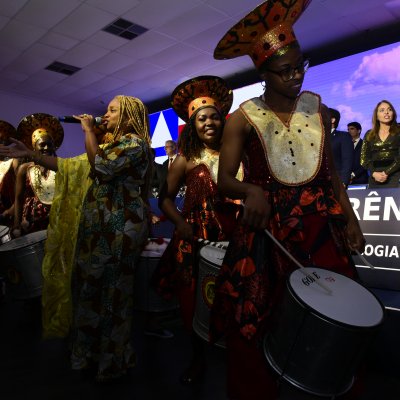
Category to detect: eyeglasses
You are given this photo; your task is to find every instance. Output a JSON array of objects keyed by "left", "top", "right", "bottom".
[{"left": 264, "top": 59, "right": 310, "bottom": 82}]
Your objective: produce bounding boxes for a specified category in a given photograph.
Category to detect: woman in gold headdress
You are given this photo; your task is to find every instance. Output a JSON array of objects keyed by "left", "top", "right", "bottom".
[
  {"left": 209, "top": 1, "right": 365, "bottom": 398},
  {"left": 12, "top": 114, "right": 63, "bottom": 237},
  {"left": 0, "top": 120, "right": 19, "bottom": 227},
  {"left": 152, "top": 75, "right": 242, "bottom": 385},
  {"left": 0, "top": 96, "right": 152, "bottom": 382}
]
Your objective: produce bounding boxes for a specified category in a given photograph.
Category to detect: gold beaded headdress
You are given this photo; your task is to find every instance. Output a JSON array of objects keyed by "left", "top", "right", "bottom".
[
  {"left": 31, "top": 128, "right": 52, "bottom": 147},
  {"left": 0, "top": 120, "right": 17, "bottom": 140},
  {"left": 17, "top": 113, "right": 64, "bottom": 150},
  {"left": 171, "top": 75, "right": 233, "bottom": 122},
  {"left": 214, "top": 0, "right": 311, "bottom": 69}
]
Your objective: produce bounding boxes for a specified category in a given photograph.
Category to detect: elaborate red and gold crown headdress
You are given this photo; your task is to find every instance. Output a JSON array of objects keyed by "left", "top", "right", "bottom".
[
  {"left": 171, "top": 75, "right": 233, "bottom": 122},
  {"left": 214, "top": 0, "right": 311, "bottom": 69}
]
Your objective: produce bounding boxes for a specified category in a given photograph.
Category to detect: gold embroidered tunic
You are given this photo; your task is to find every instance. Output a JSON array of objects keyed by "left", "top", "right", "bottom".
[{"left": 240, "top": 91, "right": 323, "bottom": 186}]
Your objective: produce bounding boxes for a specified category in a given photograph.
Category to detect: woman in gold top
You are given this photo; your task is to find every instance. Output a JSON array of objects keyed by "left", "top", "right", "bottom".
[
  {"left": 12, "top": 114, "right": 63, "bottom": 237},
  {"left": 360, "top": 100, "right": 400, "bottom": 188}
]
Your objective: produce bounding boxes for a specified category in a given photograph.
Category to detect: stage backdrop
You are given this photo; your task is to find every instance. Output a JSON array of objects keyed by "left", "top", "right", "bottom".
[
  {"left": 348, "top": 186, "right": 400, "bottom": 291},
  {"left": 149, "top": 40, "right": 400, "bottom": 164}
]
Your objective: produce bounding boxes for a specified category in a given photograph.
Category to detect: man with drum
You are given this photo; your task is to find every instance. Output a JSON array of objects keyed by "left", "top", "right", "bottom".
[{"left": 209, "top": 1, "right": 367, "bottom": 399}]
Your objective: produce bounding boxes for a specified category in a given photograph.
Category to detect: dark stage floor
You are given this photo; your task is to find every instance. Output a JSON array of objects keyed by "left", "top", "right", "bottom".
[{"left": 0, "top": 292, "right": 399, "bottom": 400}]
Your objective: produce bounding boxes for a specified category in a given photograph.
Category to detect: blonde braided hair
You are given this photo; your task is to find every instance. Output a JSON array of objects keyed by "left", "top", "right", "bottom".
[
  {"left": 114, "top": 96, "right": 151, "bottom": 143},
  {"left": 106, "top": 95, "right": 153, "bottom": 207}
]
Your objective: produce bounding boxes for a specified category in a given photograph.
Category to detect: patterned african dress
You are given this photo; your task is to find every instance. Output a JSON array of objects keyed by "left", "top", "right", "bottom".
[
  {"left": 210, "top": 91, "right": 358, "bottom": 344},
  {"left": 70, "top": 134, "right": 150, "bottom": 382},
  {"left": 360, "top": 130, "right": 400, "bottom": 188},
  {"left": 0, "top": 159, "right": 16, "bottom": 221},
  {"left": 22, "top": 165, "right": 55, "bottom": 234},
  {"left": 152, "top": 150, "right": 242, "bottom": 330}
]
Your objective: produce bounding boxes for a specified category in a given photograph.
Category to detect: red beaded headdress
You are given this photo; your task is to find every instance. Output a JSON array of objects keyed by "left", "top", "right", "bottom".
[
  {"left": 171, "top": 75, "right": 233, "bottom": 122},
  {"left": 214, "top": 0, "right": 311, "bottom": 69}
]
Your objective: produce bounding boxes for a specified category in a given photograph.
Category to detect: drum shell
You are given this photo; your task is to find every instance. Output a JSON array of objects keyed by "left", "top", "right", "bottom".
[
  {"left": 133, "top": 241, "right": 178, "bottom": 312},
  {"left": 0, "top": 231, "right": 46, "bottom": 300},
  {"left": 193, "top": 243, "right": 227, "bottom": 348},
  {"left": 264, "top": 272, "right": 384, "bottom": 397}
]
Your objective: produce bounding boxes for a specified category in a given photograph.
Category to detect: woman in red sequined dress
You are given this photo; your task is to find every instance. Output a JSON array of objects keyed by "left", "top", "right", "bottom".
[{"left": 152, "top": 75, "right": 242, "bottom": 385}]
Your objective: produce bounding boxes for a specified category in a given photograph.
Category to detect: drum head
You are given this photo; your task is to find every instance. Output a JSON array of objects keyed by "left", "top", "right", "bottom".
[
  {"left": 199, "top": 242, "right": 228, "bottom": 266},
  {"left": 0, "top": 230, "right": 47, "bottom": 251},
  {"left": 289, "top": 267, "right": 384, "bottom": 328}
]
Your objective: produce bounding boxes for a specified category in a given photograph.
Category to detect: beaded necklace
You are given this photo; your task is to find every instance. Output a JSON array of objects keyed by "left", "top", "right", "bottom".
[{"left": 28, "top": 165, "right": 56, "bottom": 205}]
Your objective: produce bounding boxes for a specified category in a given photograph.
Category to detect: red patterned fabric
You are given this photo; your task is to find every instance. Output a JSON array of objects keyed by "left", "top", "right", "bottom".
[
  {"left": 209, "top": 124, "right": 359, "bottom": 399},
  {"left": 210, "top": 126, "right": 357, "bottom": 343}
]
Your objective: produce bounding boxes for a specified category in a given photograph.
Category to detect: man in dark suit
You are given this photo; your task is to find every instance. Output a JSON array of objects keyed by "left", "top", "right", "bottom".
[
  {"left": 159, "top": 139, "right": 178, "bottom": 191},
  {"left": 347, "top": 122, "right": 368, "bottom": 185},
  {"left": 328, "top": 108, "right": 354, "bottom": 187}
]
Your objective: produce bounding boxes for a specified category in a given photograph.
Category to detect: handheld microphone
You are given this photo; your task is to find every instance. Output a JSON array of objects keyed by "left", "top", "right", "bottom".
[{"left": 58, "top": 116, "right": 103, "bottom": 125}]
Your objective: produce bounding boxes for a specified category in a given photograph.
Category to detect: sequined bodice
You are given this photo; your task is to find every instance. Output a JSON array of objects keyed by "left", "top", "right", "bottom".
[
  {"left": 360, "top": 131, "right": 400, "bottom": 174},
  {"left": 183, "top": 164, "right": 219, "bottom": 214}
]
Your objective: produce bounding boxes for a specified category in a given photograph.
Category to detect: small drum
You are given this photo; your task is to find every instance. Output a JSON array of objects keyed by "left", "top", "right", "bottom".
[
  {"left": 264, "top": 267, "right": 385, "bottom": 397},
  {"left": 0, "top": 225, "right": 11, "bottom": 244},
  {"left": 193, "top": 242, "right": 228, "bottom": 348},
  {"left": 133, "top": 238, "right": 179, "bottom": 312},
  {"left": 0, "top": 230, "right": 47, "bottom": 300}
]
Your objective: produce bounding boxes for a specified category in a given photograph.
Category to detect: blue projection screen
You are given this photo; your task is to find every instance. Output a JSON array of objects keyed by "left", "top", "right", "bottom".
[{"left": 150, "top": 40, "right": 400, "bottom": 162}]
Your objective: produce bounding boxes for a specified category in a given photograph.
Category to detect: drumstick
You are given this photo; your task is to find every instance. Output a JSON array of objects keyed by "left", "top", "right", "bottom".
[
  {"left": 263, "top": 229, "right": 332, "bottom": 295},
  {"left": 355, "top": 250, "right": 375, "bottom": 269}
]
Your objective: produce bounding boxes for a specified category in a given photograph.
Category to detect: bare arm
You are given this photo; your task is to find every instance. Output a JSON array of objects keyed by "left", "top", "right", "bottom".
[
  {"left": 73, "top": 114, "right": 98, "bottom": 168},
  {"left": 158, "top": 156, "right": 193, "bottom": 240},
  {"left": 0, "top": 139, "right": 58, "bottom": 171},
  {"left": 321, "top": 105, "right": 365, "bottom": 251},
  {"left": 218, "top": 109, "right": 270, "bottom": 229},
  {"left": 13, "top": 163, "right": 29, "bottom": 235}
]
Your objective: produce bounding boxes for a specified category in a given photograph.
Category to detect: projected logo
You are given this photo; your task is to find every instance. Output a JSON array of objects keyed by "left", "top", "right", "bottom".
[{"left": 149, "top": 108, "right": 185, "bottom": 162}]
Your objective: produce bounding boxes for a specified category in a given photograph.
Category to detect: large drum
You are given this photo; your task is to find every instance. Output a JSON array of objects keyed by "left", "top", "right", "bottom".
[
  {"left": 0, "top": 225, "right": 11, "bottom": 244},
  {"left": 133, "top": 238, "right": 178, "bottom": 312},
  {"left": 263, "top": 267, "right": 385, "bottom": 397},
  {"left": 193, "top": 242, "right": 228, "bottom": 348},
  {"left": 0, "top": 230, "right": 47, "bottom": 299}
]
